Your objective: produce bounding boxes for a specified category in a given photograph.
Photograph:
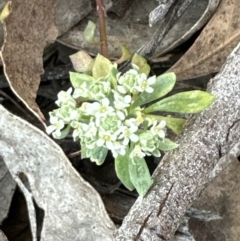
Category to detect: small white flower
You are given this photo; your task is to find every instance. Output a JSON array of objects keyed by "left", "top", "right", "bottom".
[
  {"left": 150, "top": 120, "right": 166, "bottom": 138},
  {"left": 113, "top": 91, "right": 131, "bottom": 110},
  {"left": 117, "top": 69, "right": 138, "bottom": 94},
  {"left": 72, "top": 82, "right": 89, "bottom": 98},
  {"left": 56, "top": 88, "right": 76, "bottom": 107},
  {"left": 81, "top": 120, "right": 98, "bottom": 138},
  {"left": 111, "top": 141, "right": 127, "bottom": 158},
  {"left": 83, "top": 98, "right": 114, "bottom": 120},
  {"left": 130, "top": 145, "right": 145, "bottom": 158},
  {"left": 71, "top": 121, "right": 83, "bottom": 141},
  {"left": 118, "top": 118, "right": 139, "bottom": 145},
  {"left": 135, "top": 74, "right": 156, "bottom": 93},
  {"left": 46, "top": 116, "right": 65, "bottom": 136},
  {"left": 97, "top": 130, "right": 118, "bottom": 150}
]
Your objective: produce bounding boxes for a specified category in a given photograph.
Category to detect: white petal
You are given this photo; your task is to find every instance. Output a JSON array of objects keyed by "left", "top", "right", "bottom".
[
  {"left": 117, "top": 85, "right": 127, "bottom": 94},
  {"left": 130, "top": 134, "right": 139, "bottom": 142},
  {"left": 46, "top": 125, "right": 56, "bottom": 134},
  {"left": 159, "top": 120, "right": 166, "bottom": 128},
  {"left": 97, "top": 139, "right": 104, "bottom": 147},
  {"left": 101, "top": 98, "right": 110, "bottom": 106},
  {"left": 124, "top": 95, "right": 131, "bottom": 104},
  {"left": 146, "top": 86, "right": 154, "bottom": 93},
  {"left": 117, "top": 111, "right": 125, "bottom": 120},
  {"left": 148, "top": 76, "right": 156, "bottom": 85},
  {"left": 106, "top": 141, "right": 114, "bottom": 150}
]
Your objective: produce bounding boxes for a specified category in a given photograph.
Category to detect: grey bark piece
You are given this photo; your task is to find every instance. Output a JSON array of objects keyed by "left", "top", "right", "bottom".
[
  {"left": 0, "top": 108, "right": 116, "bottom": 241},
  {"left": 56, "top": 0, "right": 92, "bottom": 36},
  {"left": 0, "top": 230, "right": 8, "bottom": 241},
  {"left": 0, "top": 157, "right": 16, "bottom": 224},
  {"left": 114, "top": 43, "right": 240, "bottom": 240}
]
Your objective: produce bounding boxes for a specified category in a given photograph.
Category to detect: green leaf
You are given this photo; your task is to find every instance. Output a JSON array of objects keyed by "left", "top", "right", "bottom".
[
  {"left": 131, "top": 53, "right": 150, "bottom": 76},
  {"left": 69, "top": 72, "right": 95, "bottom": 88},
  {"left": 132, "top": 72, "right": 176, "bottom": 108},
  {"left": 92, "top": 54, "right": 113, "bottom": 79},
  {"left": 144, "top": 90, "right": 215, "bottom": 114},
  {"left": 115, "top": 152, "right": 135, "bottom": 191},
  {"left": 115, "top": 45, "right": 132, "bottom": 64},
  {"left": 89, "top": 146, "right": 108, "bottom": 165},
  {"left": 158, "top": 138, "right": 179, "bottom": 151},
  {"left": 129, "top": 157, "right": 153, "bottom": 196},
  {"left": 108, "top": 65, "right": 118, "bottom": 89},
  {"left": 80, "top": 144, "right": 88, "bottom": 159},
  {"left": 83, "top": 20, "right": 100, "bottom": 46},
  {"left": 145, "top": 114, "right": 186, "bottom": 134},
  {"left": 69, "top": 51, "right": 94, "bottom": 74}
]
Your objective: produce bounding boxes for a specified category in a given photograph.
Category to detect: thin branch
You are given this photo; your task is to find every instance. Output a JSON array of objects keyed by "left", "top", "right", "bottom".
[{"left": 96, "top": 0, "right": 108, "bottom": 58}]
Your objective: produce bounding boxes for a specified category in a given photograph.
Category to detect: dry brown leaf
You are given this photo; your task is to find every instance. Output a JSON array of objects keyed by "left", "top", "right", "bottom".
[
  {"left": 0, "top": 0, "right": 58, "bottom": 121},
  {"left": 168, "top": 0, "right": 240, "bottom": 81}
]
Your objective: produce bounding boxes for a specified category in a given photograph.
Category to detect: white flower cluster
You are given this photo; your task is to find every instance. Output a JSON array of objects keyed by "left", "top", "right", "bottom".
[{"left": 46, "top": 65, "right": 167, "bottom": 161}]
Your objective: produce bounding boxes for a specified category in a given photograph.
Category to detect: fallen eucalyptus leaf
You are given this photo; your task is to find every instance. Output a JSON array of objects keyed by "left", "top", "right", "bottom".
[
  {"left": 0, "top": 157, "right": 16, "bottom": 224},
  {"left": 0, "top": 0, "right": 58, "bottom": 121},
  {"left": 169, "top": 0, "right": 240, "bottom": 80},
  {"left": 0, "top": 105, "right": 116, "bottom": 240},
  {"left": 0, "top": 1, "right": 11, "bottom": 22},
  {"left": 150, "top": 0, "right": 220, "bottom": 59},
  {"left": 58, "top": 0, "right": 216, "bottom": 62}
]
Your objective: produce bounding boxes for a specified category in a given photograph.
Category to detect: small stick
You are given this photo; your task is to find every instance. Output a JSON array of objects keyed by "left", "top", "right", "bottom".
[
  {"left": 0, "top": 89, "right": 30, "bottom": 117},
  {"left": 96, "top": 0, "right": 108, "bottom": 58},
  {"left": 68, "top": 150, "right": 81, "bottom": 158}
]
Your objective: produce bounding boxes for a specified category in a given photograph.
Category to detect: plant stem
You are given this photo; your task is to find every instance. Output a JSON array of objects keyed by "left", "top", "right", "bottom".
[{"left": 96, "top": 0, "right": 108, "bottom": 58}]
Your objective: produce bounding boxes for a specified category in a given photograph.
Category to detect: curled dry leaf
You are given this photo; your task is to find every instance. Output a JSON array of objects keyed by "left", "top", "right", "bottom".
[
  {"left": 0, "top": 0, "right": 58, "bottom": 121},
  {"left": 150, "top": 0, "right": 220, "bottom": 60},
  {"left": 169, "top": 0, "right": 240, "bottom": 81},
  {"left": 0, "top": 0, "right": 91, "bottom": 121}
]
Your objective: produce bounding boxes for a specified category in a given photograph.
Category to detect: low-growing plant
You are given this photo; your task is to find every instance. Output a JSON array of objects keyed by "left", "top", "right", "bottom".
[{"left": 46, "top": 53, "right": 215, "bottom": 196}]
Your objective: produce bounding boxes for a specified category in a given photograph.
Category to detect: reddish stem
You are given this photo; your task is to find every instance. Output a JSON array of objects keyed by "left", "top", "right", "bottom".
[{"left": 96, "top": 0, "right": 108, "bottom": 58}]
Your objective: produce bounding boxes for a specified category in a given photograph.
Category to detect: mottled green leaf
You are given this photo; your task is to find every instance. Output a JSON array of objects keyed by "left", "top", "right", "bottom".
[
  {"left": 129, "top": 157, "right": 153, "bottom": 196},
  {"left": 132, "top": 72, "right": 176, "bottom": 108},
  {"left": 145, "top": 114, "right": 186, "bottom": 134},
  {"left": 69, "top": 72, "right": 95, "bottom": 88},
  {"left": 158, "top": 138, "right": 179, "bottom": 151},
  {"left": 131, "top": 53, "right": 150, "bottom": 76},
  {"left": 115, "top": 152, "right": 134, "bottom": 191},
  {"left": 144, "top": 91, "right": 215, "bottom": 114},
  {"left": 83, "top": 20, "right": 100, "bottom": 46},
  {"left": 92, "top": 54, "right": 113, "bottom": 79},
  {"left": 90, "top": 146, "right": 108, "bottom": 165},
  {"left": 80, "top": 144, "right": 88, "bottom": 159}
]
